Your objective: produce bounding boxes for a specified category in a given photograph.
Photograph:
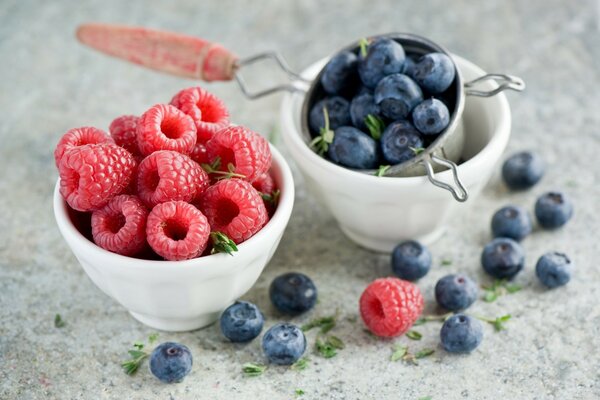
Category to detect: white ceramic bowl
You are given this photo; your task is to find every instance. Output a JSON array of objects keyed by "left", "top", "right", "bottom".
[
  {"left": 53, "top": 145, "right": 294, "bottom": 332},
  {"left": 280, "top": 55, "right": 512, "bottom": 252}
]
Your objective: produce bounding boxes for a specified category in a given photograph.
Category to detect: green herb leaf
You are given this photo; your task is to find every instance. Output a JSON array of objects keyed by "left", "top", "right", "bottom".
[
  {"left": 291, "top": 357, "right": 309, "bottom": 371},
  {"left": 441, "top": 258, "right": 452, "bottom": 266},
  {"left": 315, "top": 338, "right": 337, "bottom": 358},
  {"left": 413, "top": 312, "right": 453, "bottom": 326},
  {"left": 476, "top": 314, "right": 512, "bottom": 332},
  {"left": 260, "top": 189, "right": 281, "bottom": 207},
  {"left": 295, "top": 388, "right": 305, "bottom": 396},
  {"left": 406, "top": 330, "right": 422, "bottom": 341},
  {"left": 418, "top": 396, "right": 433, "bottom": 400},
  {"left": 505, "top": 283, "right": 522, "bottom": 293},
  {"left": 121, "top": 347, "right": 149, "bottom": 376},
  {"left": 414, "top": 348, "right": 435, "bottom": 359},
  {"left": 310, "top": 107, "right": 335, "bottom": 155},
  {"left": 375, "top": 165, "right": 390, "bottom": 177},
  {"left": 54, "top": 314, "right": 66, "bottom": 328},
  {"left": 148, "top": 333, "right": 159, "bottom": 344},
  {"left": 301, "top": 316, "right": 336, "bottom": 334},
  {"left": 482, "top": 279, "right": 521, "bottom": 302},
  {"left": 358, "top": 38, "right": 370, "bottom": 58},
  {"left": 364, "top": 114, "right": 385, "bottom": 140},
  {"left": 242, "top": 362, "right": 267, "bottom": 377},
  {"left": 210, "top": 231, "right": 238, "bottom": 255},
  {"left": 391, "top": 344, "right": 407, "bottom": 362},
  {"left": 201, "top": 156, "right": 246, "bottom": 180},
  {"left": 410, "top": 146, "right": 426, "bottom": 156},
  {"left": 483, "top": 291, "right": 498, "bottom": 303},
  {"left": 326, "top": 335, "right": 345, "bottom": 349}
]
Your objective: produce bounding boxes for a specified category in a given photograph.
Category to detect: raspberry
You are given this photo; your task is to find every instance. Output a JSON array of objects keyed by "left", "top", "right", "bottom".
[
  {"left": 252, "top": 172, "right": 275, "bottom": 195},
  {"left": 137, "top": 104, "right": 197, "bottom": 156},
  {"left": 137, "top": 150, "right": 209, "bottom": 208},
  {"left": 59, "top": 143, "right": 136, "bottom": 211},
  {"left": 170, "top": 87, "right": 230, "bottom": 142},
  {"left": 189, "top": 142, "right": 209, "bottom": 165},
  {"left": 359, "top": 277, "right": 424, "bottom": 338},
  {"left": 109, "top": 115, "right": 141, "bottom": 156},
  {"left": 91, "top": 195, "right": 148, "bottom": 256},
  {"left": 146, "top": 201, "right": 210, "bottom": 261},
  {"left": 54, "top": 126, "right": 114, "bottom": 167},
  {"left": 205, "top": 126, "right": 271, "bottom": 183},
  {"left": 199, "top": 179, "right": 268, "bottom": 244}
]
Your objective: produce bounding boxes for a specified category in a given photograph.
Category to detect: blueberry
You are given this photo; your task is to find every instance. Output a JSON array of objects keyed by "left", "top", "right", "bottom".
[
  {"left": 481, "top": 237, "right": 525, "bottom": 280},
  {"left": 411, "top": 52, "right": 456, "bottom": 94},
  {"left": 412, "top": 98, "right": 450, "bottom": 135},
  {"left": 440, "top": 314, "right": 483, "bottom": 353},
  {"left": 350, "top": 93, "right": 380, "bottom": 131},
  {"left": 535, "top": 191, "right": 573, "bottom": 229},
  {"left": 327, "top": 126, "right": 379, "bottom": 169},
  {"left": 356, "top": 85, "right": 373, "bottom": 96},
  {"left": 269, "top": 272, "right": 317, "bottom": 315},
  {"left": 502, "top": 151, "right": 545, "bottom": 190},
  {"left": 321, "top": 51, "right": 358, "bottom": 95},
  {"left": 309, "top": 97, "right": 351, "bottom": 133},
  {"left": 435, "top": 274, "right": 478, "bottom": 311},
  {"left": 401, "top": 55, "right": 417, "bottom": 76},
  {"left": 491, "top": 205, "right": 532, "bottom": 241},
  {"left": 391, "top": 240, "right": 431, "bottom": 281},
  {"left": 358, "top": 38, "right": 406, "bottom": 88},
  {"left": 380, "top": 121, "right": 424, "bottom": 165},
  {"left": 374, "top": 74, "right": 423, "bottom": 120},
  {"left": 149, "top": 342, "right": 193, "bottom": 383},
  {"left": 536, "top": 252, "right": 573, "bottom": 288},
  {"left": 220, "top": 301, "right": 264, "bottom": 343},
  {"left": 262, "top": 323, "right": 306, "bottom": 365}
]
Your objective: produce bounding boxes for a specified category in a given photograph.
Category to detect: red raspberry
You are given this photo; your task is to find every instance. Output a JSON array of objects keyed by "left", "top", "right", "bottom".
[
  {"left": 91, "top": 195, "right": 148, "bottom": 256},
  {"left": 205, "top": 126, "right": 271, "bottom": 183},
  {"left": 109, "top": 115, "right": 141, "bottom": 156},
  {"left": 199, "top": 179, "right": 268, "bottom": 244},
  {"left": 189, "top": 142, "right": 209, "bottom": 165},
  {"left": 359, "top": 277, "right": 424, "bottom": 338},
  {"left": 146, "top": 201, "right": 210, "bottom": 261},
  {"left": 54, "top": 126, "right": 114, "bottom": 167},
  {"left": 137, "top": 104, "right": 197, "bottom": 156},
  {"left": 170, "top": 87, "right": 230, "bottom": 142},
  {"left": 59, "top": 143, "right": 136, "bottom": 211},
  {"left": 252, "top": 172, "right": 275, "bottom": 194},
  {"left": 137, "top": 150, "right": 209, "bottom": 208}
]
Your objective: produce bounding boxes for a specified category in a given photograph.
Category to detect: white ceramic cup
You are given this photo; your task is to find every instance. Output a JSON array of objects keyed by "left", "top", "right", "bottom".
[
  {"left": 280, "top": 55, "right": 512, "bottom": 252},
  {"left": 53, "top": 144, "right": 294, "bottom": 332}
]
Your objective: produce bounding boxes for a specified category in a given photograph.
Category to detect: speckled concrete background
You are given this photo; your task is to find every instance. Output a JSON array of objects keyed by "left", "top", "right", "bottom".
[{"left": 1, "top": 1, "right": 599, "bottom": 399}]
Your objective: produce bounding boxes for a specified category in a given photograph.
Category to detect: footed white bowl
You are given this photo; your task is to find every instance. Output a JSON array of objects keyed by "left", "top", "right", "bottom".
[
  {"left": 280, "top": 55, "right": 512, "bottom": 252},
  {"left": 53, "top": 145, "right": 294, "bottom": 332}
]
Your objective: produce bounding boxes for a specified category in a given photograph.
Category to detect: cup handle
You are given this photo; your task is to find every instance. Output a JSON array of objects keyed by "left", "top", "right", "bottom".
[
  {"left": 422, "top": 154, "right": 469, "bottom": 202},
  {"left": 464, "top": 74, "right": 525, "bottom": 97}
]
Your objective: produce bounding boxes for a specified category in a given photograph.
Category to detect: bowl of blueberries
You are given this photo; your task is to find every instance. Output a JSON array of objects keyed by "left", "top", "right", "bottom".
[{"left": 280, "top": 33, "right": 525, "bottom": 251}]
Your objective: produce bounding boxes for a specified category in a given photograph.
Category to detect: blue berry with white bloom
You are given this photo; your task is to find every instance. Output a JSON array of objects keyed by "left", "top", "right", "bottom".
[
  {"left": 380, "top": 121, "right": 424, "bottom": 165},
  {"left": 491, "top": 205, "right": 532, "bottom": 241},
  {"left": 435, "top": 274, "right": 478, "bottom": 311},
  {"left": 535, "top": 191, "right": 573, "bottom": 229},
  {"left": 309, "top": 97, "right": 351, "bottom": 133},
  {"left": 149, "top": 342, "right": 193, "bottom": 383},
  {"left": 328, "top": 126, "right": 379, "bottom": 169},
  {"left": 374, "top": 74, "right": 423, "bottom": 120},
  {"left": 220, "top": 301, "right": 264, "bottom": 343},
  {"left": 411, "top": 52, "right": 456, "bottom": 94},
  {"left": 440, "top": 314, "right": 483, "bottom": 353},
  {"left": 412, "top": 98, "right": 450, "bottom": 135},
  {"left": 269, "top": 272, "right": 317, "bottom": 315},
  {"left": 321, "top": 51, "right": 358, "bottom": 95},
  {"left": 391, "top": 240, "right": 431, "bottom": 281},
  {"left": 262, "top": 323, "right": 306, "bottom": 365},
  {"left": 358, "top": 38, "right": 406, "bottom": 89},
  {"left": 502, "top": 151, "right": 545, "bottom": 190},
  {"left": 481, "top": 237, "right": 525, "bottom": 280},
  {"left": 350, "top": 93, "right": 380, "bottom": 131},
  {"left": 536, "top": 252, "right": 573, "bottom": 288}
]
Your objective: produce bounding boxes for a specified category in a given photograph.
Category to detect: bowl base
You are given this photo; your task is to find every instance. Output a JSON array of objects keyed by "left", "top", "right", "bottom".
[
  {"left": 129, "top": 311, "right": 220, "bottom": 332},
  {"left": 338, "top": 224, "right": 446, "bottom": 253}
]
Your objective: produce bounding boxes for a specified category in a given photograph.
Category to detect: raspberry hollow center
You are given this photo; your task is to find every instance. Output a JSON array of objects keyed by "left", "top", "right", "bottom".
[
  {"left": 161, "top": 116, "right": 185, "bottom": 139},
  {"left": 215, "top": 198, "right": 240, "bottom": 226},
  {"left": 369, "top": 297, "right": 385, "bottom": 319},
  {"left": 163, "top": 219, "right": 189, "bottom": 241},
  {"left": 198, "top": 101, "right": 220, "bottom": 123},
  {"left": 145, "top": 169, "right": 160, "bottom": 192},
  {"left": 107, "top": 213, "right": 126, "bottom": 234}
]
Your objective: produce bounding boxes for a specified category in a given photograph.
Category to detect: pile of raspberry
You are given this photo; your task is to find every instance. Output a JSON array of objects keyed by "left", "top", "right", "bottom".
[{"left": 54, "top": 87, "right": 278, "bottom": 261}]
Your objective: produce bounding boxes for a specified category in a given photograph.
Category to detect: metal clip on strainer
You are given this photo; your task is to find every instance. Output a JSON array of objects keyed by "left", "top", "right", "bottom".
[{"left": 76, "top": 25, "right": 524, "bottom": 202}]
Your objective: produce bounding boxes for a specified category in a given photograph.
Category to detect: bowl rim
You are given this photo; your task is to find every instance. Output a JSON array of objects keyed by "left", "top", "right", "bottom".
[
  {"left": 281, "top": 54, "right": 511, "bottom": 187},
  {"left": 53, "top": 143, "right": 295, "bottom": 271}
]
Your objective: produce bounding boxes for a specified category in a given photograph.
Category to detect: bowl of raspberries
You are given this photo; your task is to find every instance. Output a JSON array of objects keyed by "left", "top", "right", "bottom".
[{"left": 53, "top": 86, "right": 294, "bottom": 332}]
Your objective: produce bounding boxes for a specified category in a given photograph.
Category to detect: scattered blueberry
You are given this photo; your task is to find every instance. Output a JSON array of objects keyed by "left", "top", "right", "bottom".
[
  {"left": 501, "top": 151, "right": 545, "bottom": 190},
  {"left": 328, "top": 126, "right": 379, "bottom": 169},
  {"left": 391, "top": 240, "right": 431, "bottom": 281},
  {"left": 380, "top": 121, "right": 424, "bottom": 165},
  {"left": 481, "top": 237, "right": 525, "bottom": 280},
  {"left": 269, "top": 272, "right": 317, "bottom": 315},
  {"left": 220, "top": 301, "right": 264, "bottom": 343},
  {"left": 374, "top": 74, "right": 423, "bottom": 120},
  {"left": 321, "top": 51, "right": 359, "bottom": 95},
  {"left": 262, "top": 323, "right": 307, "bottom": 365},
  {"left": 358, "top": 38, "right": 406, "bottom": 88},
  {"left": 535, "top": 191, "right": 573, "bottom": 229},
  {"left": 350, "top": 93, "right": 380, "bottom": 131},
  {"left": 536, "top": 252, "right": 573, "bottom": 288},
  {"left": 412, "top": 98, "right": 450, "bottom": 135},
  {"left": 491, "top": 205, "right": 532, "bottom": 241},
  {"left": 435, "top": 274, "right": 479, "bottom": 311},
  {"left": 149, "top": 342, "right": 193, "bottom": 383},
  {"left": 410, "top": 52, "right": 456, "bottom": 94},
  {"left": 440, "top": 314, "right": 483, "bottom": 353},
  {"left": 309, "top": 97, "right": 351, "bottom": 133}
]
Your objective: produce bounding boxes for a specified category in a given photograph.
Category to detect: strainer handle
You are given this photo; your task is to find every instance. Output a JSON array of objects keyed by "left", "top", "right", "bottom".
[
  {"left": 464, "top": 74, "right": 525, "bottom": 97},
  {"left": 422, "top": 155, "right": 469, "bottom": 202}
]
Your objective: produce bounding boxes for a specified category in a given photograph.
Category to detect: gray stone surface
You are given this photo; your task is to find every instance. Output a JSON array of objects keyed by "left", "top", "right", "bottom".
[{"left": 1, "top": 0, "right": 599, "bottom": 399}]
